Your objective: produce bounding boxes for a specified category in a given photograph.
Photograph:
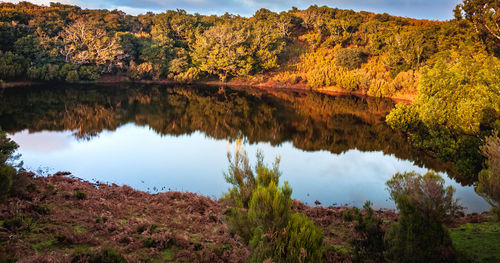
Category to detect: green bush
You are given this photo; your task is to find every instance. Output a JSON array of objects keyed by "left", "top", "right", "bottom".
[
  {"left": 278, "top": 213, "right": 323, "bottom": 262},
  {"left": 223, "top": 145, "right": 323, "bottom": 262},
  {"left": 75, "top": 190, "right": 87, "bottom": 200},
  {"left": 0, "top": 52, "right": 24, "bottom": 80},
  {"left": 335, "top": 48, "right": 368, "bottom": 70},
  {"left": 248, "top": 181, "right": 292, "bottom": 234},
  {"left": 0, "top": 128, "right": 19, "bottom": 201},
  {"left": 384, "top": 171, "right": 461, "bottom": 263},
  {"left": 250, "top": 213, "right": 323, "bottom": 263},
  {"left": 173, "top": 67, "right": 200, "bottom": 83},
  {"left": 66, "top": 70, "right": 79, "bottom": 82},
  {"left": 385, "top": 103, "right": 420, "bottom": 133},
  {"left": 78, "top": 65, "right": 100, "bottom": 81},
  {"left": 344, "top": 201, "right": 385, "bottom": 262}
]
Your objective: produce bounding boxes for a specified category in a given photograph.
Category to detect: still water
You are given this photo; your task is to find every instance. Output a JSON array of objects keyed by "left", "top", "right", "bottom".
[{"left": 0, "top": 84, "right": 489, "bottom": 212}]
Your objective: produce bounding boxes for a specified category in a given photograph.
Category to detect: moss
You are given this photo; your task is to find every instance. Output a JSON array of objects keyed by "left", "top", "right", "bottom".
[
  {"left": 450, "top": 222, "right": 500, "bottom": 263},
  {"left": 153, "top": 248, "right": 175, "bottom": 262},
  {"left": 74, "top": 226, "right": 87, "bottom": 233}
]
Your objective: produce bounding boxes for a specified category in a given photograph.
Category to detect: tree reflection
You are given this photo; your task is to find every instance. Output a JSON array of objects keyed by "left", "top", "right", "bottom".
[{"left": 0, "top": 84, "right": 463, "bottom": 183}]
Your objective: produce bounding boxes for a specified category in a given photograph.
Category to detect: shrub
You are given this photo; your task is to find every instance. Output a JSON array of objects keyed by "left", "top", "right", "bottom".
[
  {"left": 392, "top": 70, "right": 420, "bottom": 93},
  {"left": 384, "top": 171, "right": 461, "bottom": 263},
  {"left": 248, "top": 181, "right": 292, "bottom": 234},
  {"left": 385, "top": 103, "right": 420, "bottom": 133},
  {"left": 250, "top": 213, "right": 323, "bottom": 263},
  {"left": 277, "top": 213, "right": 323, "bottom": 262},
  {"left": 344, "top": 201, "right": 385, "bottom": 263},
  {"left": 223, "top": 145, "right": 324, "bottom": 262},
  {"left": 78, "top": 65, "right": 100, "bottom": 81},
  {"left": 0, "top": 51, "right": 24, "bottom": 80},
  {"left": 173, "top": 67, "right": 200, "bottom": 83},
  {"left": 66, "top": 70, "right": 79, "bottom": 82},
  {"left": 335, "top": 48, "right": 368, "bottom": 70},
  {"left": 0, "top": 128, "right": 19, "bottom": 201},
  {"left": 476, "top": 134, "right": 500, "bottom": 220},
  {"left": 75, "top": 190, "right": 87, "bottom": 200}
]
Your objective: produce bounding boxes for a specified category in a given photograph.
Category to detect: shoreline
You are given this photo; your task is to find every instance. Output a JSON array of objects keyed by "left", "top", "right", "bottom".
[{"left": 0, "top": 78, "right": 416, "bottom": 104}]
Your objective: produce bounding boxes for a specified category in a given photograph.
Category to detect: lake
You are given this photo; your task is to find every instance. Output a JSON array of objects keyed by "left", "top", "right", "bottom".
[{"left": 0, "top": 84, "right": 489, "bottom": 212}]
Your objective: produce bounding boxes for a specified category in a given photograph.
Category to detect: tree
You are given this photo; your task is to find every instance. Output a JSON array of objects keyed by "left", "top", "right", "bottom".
[
  {"left": 192, "top": 21, "right": 251, "bottom": 81},
  {"left": 248, "top": 9, "right": 288, "bottom": 72},
  {"left": 461, "top": 0, "right": 500, "bottom": 41},
  {"left": 0, "top": 128, "right": 18, "bottom": 201},
  {"left": 476, "top": 134, "right": 500, "bottom": 219},
  {"left": 60, "top": 18, "right": 125, "bottom": 72},
  {"left": 384, "top": 171, "right": 461, "bottom": 263},
  {"left": 334, "top": 47, "right": 367, "bottom": 70},
  {"left": 386, "top": 46, "right": 500, "bottom": 178}
]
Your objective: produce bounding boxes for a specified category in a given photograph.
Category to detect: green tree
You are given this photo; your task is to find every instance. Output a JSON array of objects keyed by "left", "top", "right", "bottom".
[
  {"left": 476, "top": 134, "right": 500, "bottom": 219},
  {"left": 223, "top": 144, "right": 323, "bottom": 262},
  {"left": 192, "top": 21, "right": 251, "bottom": 81},
  {"left": 386, "top": 46, "right": 500, "bottom": 178},
  {"left": 60, "top": 18, "right": 125, "bottom": 72},
  {"left": 334, "top": 47, "right": 367, "bottom": 70},
  {"left": 460, "top": 0, "right": 499, "bottom": 41},
  {"left": 385, "top": 171, "right": 461, "bottom": 263}
]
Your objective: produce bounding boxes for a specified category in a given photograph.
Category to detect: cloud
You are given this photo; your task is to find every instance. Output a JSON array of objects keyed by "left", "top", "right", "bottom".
[
  {"left": 8, "top": 130, "right": 74, "bottom": 153},
  {"left": 3, "top": 0, "right": 460, "bottom": 19}
]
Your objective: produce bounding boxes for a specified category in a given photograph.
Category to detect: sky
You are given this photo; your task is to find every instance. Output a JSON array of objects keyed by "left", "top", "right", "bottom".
[{"left": 3, "top": 0, "right": 461, "bottom": 20}]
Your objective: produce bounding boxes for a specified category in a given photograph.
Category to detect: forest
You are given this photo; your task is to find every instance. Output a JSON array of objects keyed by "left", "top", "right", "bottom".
[{"left": 0, "top": 1, "right": 497, "bottom": 96}]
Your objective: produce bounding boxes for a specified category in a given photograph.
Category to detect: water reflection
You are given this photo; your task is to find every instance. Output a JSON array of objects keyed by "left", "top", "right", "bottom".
[{"left": 0, "top": 84, "right": 489, "bottom": 212}]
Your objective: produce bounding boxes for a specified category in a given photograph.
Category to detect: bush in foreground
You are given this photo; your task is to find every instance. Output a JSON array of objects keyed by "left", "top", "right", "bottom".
[
  {"left": 223, "top": 142, "right": 324, "bottom": 262},
  {"left": 385, "top": 171, "right": 461, "bottom": 263},
  {"left": 476, "top": 134, "right": 500, "bottom": 220},
  {"left": 343, "top": 201, "right": 385, "bottom": 263}
]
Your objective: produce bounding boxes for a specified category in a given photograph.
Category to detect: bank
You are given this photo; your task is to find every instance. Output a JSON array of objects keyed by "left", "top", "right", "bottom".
[{"left": 0, "top": 173, "right": 493, "bottom": 262}]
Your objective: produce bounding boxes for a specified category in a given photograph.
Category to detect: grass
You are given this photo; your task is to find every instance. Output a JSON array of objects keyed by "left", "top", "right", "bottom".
[
  {"left": 450, "top": 221, "right": 500, "bottom": 263},
  {"left": 32, "top": 237, "right": 57, "bottom": 251}
]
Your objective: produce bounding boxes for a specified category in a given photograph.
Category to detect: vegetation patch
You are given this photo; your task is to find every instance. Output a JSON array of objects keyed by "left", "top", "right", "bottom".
[{"left": 451, "top": 222, "right": 500, "bottom": 263}]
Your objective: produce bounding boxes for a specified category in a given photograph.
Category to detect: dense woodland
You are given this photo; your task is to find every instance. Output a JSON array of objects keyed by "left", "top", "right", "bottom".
[{"left": 0, "top": 1, "right": 497, "bottom": 93}]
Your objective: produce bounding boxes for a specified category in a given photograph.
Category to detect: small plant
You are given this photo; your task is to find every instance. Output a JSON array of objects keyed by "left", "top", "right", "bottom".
[
  {"left": 71, "top": 247, "right": 127, "bottom": 263},
  {"left": 75, "top": 190, "right": 87, "bottom": 200}
]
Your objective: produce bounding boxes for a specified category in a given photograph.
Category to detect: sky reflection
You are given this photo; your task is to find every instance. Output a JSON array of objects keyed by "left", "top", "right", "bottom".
[{"left": 10, "top": 123, "right": 489, "bottom": 213}]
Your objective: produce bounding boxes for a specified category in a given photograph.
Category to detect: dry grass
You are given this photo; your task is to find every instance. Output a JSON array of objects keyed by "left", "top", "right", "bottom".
[{"left": 0, "top": 173, "right": 491, "bottom": 262}]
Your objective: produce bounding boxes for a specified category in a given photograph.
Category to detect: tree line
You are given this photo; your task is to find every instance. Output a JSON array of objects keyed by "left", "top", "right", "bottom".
[{"left": 0, "top": 1, "right": 498, "bottom": 93}]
